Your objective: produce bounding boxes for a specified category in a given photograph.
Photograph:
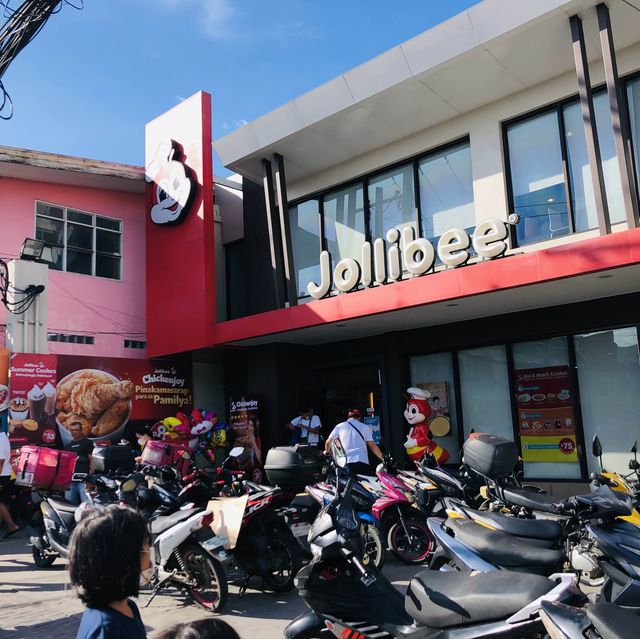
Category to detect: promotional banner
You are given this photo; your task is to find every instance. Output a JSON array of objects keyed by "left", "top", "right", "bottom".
[
  {"left": 55, "top": 356, "right": 192, "bottom": 444},
  {"left": 8, "top": 353, "right": 58, "bottom": 448},
  {"left": 416, "top": 381, "right": 452, "bottom": 437},
  {"left": 514, "top": 366, "right": 578, "bottom": 463},
  {"left": 229, "top": 395, "right": 263, "bottom": 482}
]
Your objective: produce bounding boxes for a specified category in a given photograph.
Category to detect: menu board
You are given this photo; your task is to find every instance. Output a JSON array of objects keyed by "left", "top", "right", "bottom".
[{"left": 514, "top": 366, "right": 578, "bottom": 463}]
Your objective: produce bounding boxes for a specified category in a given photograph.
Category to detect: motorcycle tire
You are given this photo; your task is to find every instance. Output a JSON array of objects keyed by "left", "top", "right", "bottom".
[
  {"left": 181, "top": 543, "right": 228, "bottom": 612},
  {"left": 388, "top": 519, "right": 435, "bottom": 564},
  {"left": 263, "top": 529, "right": 302, "bottom": 593},
  {"left": 32, "top": 545, "right": 56, "bottom": 568},
  {"left": 360, "top": 523, "right": 385, "bottom": 570}
]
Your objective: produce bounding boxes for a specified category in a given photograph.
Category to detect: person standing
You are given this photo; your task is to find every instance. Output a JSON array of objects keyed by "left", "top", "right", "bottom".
[
  {"left": 64, "top": 421, "right": 94, "bottom": 505},
  {"left": 0, "top": 426, "right": 19, "bottom": 538},
  {"left": 69, "top": 504, "right": 150, "bottom": 639},
  {"left": 324, "top": 409, "right": 383, "bottom": 475},
  {"left": 287, "top": 408, "right": 322, "bottom": 446}
]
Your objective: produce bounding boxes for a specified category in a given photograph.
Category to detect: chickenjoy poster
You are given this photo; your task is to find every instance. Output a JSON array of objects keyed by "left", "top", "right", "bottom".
[
  {"left": 514, "top": 366, "right": 578, "bottom": 463},
  {"left": 229, "top": 395, "right": 263, "bottom": 482}
]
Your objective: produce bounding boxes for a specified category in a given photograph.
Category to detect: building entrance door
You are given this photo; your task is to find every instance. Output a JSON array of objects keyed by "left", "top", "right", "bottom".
[{"left": 319, "top": 363, "right": 383, "bottom": 442}]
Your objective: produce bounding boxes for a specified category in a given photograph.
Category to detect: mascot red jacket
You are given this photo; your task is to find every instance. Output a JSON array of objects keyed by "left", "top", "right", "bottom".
[{"left": 403, "top": 386, "right": 449, "bottom": 464}]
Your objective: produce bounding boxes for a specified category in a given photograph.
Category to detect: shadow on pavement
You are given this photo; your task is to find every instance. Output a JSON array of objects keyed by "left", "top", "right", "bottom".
[{"left": 1, "top": 613, "right": 81, "bottom": 638}]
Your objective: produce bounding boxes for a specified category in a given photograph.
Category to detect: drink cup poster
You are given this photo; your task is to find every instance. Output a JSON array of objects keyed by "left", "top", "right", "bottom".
[
  {"left": 229, "top": 395, "right": 263, "bottom": 482},
  {"left": 514, "top": 366, "right": 578, "bottom": 463},
  {"left": 8, "top": 354, "right": 58, "bottom": 448}
]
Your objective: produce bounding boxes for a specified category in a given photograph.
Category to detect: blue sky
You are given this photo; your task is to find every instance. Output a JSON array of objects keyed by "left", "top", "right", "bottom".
[{"left": 1, "top": 0, "right": 477, "bottom": 175}]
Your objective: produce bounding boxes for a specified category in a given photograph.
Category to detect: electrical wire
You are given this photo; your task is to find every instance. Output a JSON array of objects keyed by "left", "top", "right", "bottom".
[
  {"left": 0, "top": 1, "right": 83, "bottom": 119},
  {"left": 0, "top": 256, "right": 45, "bottom": 314}
]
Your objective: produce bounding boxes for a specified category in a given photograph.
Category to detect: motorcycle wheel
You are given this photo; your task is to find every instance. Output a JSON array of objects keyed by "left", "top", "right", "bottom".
[
  {"left": 32, "top": 545, "right": 56, "bottom": 568},
  {"left": 264, "top": 529, "right": 302, "bottom": 592},
  {"left": 360, "top": 523, "right": 385, "bottom": 569},
  {"left": 181, "top": 544, "right": 228, "bottom": 612},
  {"left": 388, "top": 519, "right": 435, "bottom": 564}
]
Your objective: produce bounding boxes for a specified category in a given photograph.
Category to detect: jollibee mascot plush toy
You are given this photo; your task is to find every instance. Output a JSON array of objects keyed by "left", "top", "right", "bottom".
[{"left": 403, "top": 387, "right": 449, "bottom": 464}]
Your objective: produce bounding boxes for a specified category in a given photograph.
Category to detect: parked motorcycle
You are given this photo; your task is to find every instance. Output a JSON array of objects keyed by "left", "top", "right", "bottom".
[
  {"left": 285, "top": 438, "right": 585, "bottom": 639},
  {"left": 540, "top": 600, "right": 639, "bottom": 639},
  {"left": 28, "top": 473, "right": 118, "bottom": 567}
]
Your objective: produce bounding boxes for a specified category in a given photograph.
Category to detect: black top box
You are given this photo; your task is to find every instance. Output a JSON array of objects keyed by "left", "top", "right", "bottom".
[
  {"left": 463, "top": 433, "right": 517, "bottom": 479},
  {"left": 91, "top": 444, "right": 135, "bottom": 475},
  {"left": 264, "top": 445, "right": 324, "bottom": 491}
]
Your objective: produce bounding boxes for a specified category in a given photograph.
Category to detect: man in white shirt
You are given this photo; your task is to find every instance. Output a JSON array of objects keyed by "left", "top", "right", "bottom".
[
  {"left": 0, "top": 428, "right": 19, "bottom": 537},
  {"left": 324, "top": 409, "right": 383, "bottom": 475},
  {"left": 287, "top": 408, "right": 322, "bottom": 446}
]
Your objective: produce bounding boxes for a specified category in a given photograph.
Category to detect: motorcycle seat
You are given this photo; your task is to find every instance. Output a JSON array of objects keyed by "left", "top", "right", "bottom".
[
  {"left": 406, "top": 570, "right": 554, "bottom": 629},
  {"left": 501, "top": 487, "right": 558, "bottom": 513},
  {"left": 49, "top": 498, "right": 78, "bottom": 515},
  {"left": 587, "top": 603, "right": 640, "bottom": 639},
  {"left": 291, "top": 494, "right": 315, "bottom": 508},
  {"left": 461, "top": 507, "right": 561, "bottom": 541},
  {"left": 150, "top": 508, "right": 195, "bottom": 536},
  {"left": 447, "top": 518, "right": 563, "bottom": 572}
]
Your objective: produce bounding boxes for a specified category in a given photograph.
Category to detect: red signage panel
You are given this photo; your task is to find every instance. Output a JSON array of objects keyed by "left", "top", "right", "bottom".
[{"left": 145, "top": 91, "right": 215, "bottom": 356}]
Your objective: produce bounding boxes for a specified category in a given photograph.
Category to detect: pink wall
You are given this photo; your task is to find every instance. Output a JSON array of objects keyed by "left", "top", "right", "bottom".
[{"left": 0, "top": 176, "right": 147, "bottom": 358}]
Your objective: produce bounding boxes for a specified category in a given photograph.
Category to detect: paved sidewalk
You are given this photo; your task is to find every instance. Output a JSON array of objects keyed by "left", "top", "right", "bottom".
[{"left": 0, "top": 530, "right": 422, "bottom": 639}]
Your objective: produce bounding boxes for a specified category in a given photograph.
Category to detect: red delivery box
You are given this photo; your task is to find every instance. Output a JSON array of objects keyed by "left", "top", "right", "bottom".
[
  {"left": 141, "top": 439, "right": 191, "bottom": 477},
  {"left": 14, "top": 446, "right": 78, "bottom": 490}
]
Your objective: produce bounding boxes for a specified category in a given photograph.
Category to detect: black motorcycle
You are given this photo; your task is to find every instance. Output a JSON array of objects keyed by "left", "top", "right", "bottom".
[
  {"left": 540, "top": 601, "right": 639, "bottom": 638},
  {"left": 285, "top": 442, "right": 585, "bottom": 639}
]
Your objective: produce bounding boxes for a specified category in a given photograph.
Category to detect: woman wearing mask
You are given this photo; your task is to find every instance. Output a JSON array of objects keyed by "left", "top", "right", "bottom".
[
  {"left": 134, "top": 424, "right": 153, "bottom": 463},
  {"left": 69, "top": 504, "right": 153, "bottom": 639}
]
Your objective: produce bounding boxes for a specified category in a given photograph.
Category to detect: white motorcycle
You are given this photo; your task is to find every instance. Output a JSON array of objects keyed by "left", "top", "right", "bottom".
[{"left": 120, "top": 475, "right": 229, "bottom": 612}]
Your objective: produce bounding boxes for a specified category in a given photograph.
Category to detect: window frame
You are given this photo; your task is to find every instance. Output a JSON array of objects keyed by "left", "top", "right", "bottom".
[
  {"left": 502, "top": 73, "right": 640, "bottom": 248},
  {"left": 34, "top": 200, "right": 123, "bottom": 281},
  {"left": 288, "top": 136, "right": 472, "bottom": 299}
]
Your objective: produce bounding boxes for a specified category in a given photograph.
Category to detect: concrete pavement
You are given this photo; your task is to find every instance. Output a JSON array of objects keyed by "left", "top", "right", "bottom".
[{"left": 0, "top": 530, "right": 423, "bottom": 639}]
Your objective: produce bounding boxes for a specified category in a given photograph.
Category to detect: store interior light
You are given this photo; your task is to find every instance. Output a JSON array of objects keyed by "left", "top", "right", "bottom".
[{"left": 19, "top": 238, "right": 44, "bottom": 261}]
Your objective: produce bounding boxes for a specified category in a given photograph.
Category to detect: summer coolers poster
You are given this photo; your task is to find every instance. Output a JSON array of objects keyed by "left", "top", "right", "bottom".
[{"left": 514, "top": 366, "right": 578, "bottom": 463}]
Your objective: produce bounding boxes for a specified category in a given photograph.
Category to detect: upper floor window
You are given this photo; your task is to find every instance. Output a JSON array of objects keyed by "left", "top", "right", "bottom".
[
  {"left": 35, "top": 202, "right": 122, "bottom": 280},
  {"left": 505, "top": 90, "right": 626, "bottom": 247}
]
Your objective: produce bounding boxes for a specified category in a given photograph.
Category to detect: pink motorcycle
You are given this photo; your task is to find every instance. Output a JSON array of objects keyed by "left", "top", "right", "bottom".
[{"left": 372, "top": 461, "right": 435, "bottom": 564}]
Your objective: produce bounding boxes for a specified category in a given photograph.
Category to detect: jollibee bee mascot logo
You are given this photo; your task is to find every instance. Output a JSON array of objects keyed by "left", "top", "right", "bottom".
[
  {"left": 145, "top": 139, "right": 195, "bottom": 226},
  {"left": 403, "top": 386, "right": 449, "bottom": 464}
]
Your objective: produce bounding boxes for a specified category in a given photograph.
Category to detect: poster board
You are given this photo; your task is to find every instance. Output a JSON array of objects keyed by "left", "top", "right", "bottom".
[
  {"left": 229, "top": 395, "right": 263, "bottom": 482},
  {"left": 514, "top": 366, "right": 578, "bottom": 463},
  {"left": 416, "top": 381, "right": 452, "bottom": 437}
]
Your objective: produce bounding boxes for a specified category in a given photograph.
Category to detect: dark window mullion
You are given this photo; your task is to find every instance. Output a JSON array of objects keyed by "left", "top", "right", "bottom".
[
  {"left": 319, "top": 198, "right": 326, "bottom": 253},
  {"left": 413, "top": 158, "right": 422, "bottom": 238},
  {"left": 363, "top": 176, "right": 371, "bottom": 243},
  {"left": 557, "top": 106, "right": 576, "bottom": 234}
]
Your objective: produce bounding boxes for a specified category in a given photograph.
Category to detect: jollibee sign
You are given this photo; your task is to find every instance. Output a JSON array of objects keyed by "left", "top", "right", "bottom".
[{"left": 307, "top": 218, "right": 510, "bottom": 299}]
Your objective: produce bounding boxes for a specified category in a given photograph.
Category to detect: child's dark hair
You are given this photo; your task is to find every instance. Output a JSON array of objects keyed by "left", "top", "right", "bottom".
[
  {"left": 135, "top": 423, "right": 153, "bottom": 437},
  {"left": 154, "top": 619, "right": 241, "bottom": 639},
  {"left": 68, "top": 504, "right": 148, "bottom": 608}
]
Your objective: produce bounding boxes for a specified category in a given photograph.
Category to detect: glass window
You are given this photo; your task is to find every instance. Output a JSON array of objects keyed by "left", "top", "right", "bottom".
[
  {"left": 290, "top": 200, "right": 321, "bottom": 299},
  {"left": 563, "top": 94, "right": 625, "bottom": 231},
  {"left": 323, "top": 183, "right": 365, "bottom": 265},
  {"left": 627, "top": 78, "right": 640, "bottom": 210},
  {"left": 34, "top": 201, "right": 122, "bottom": 279},
  {"left": 458, "top": 346, "right": 513, "bottom": 441},
  {"left": 368, "top": 163, "right": 416, "bottom": 243},
  {"left": 418, "top": 142, "right": 475, "bottom": 244},
  {"left": 574, "top": 328, "right": 640, "bottom": 475},
  {"left": 512, "top": 337, "right": 581, "bottom": 479},
  {"left": 409, "top": 352, "right": 460, "bottom": 463},
  {"left": 507, "top": 112, "right": 570, "bottom": 245}
]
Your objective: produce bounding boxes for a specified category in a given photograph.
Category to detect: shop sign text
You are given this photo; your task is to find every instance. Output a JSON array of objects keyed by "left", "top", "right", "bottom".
[{"left": 307, "top": 218, "right": 510, "bottom": 299}]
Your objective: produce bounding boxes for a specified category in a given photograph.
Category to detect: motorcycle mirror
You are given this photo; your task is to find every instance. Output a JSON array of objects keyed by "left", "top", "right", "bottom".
[
  {"left": 121, "top": 479, "right": 137, "bottom": 493},
  {"left": 331, "top": 438, "right": 348, "bottom": 468},
  {"left": 229, "top": 446, "right": 244, "bottom": 458},
  {"left": 632, "top": 440, "right": 638, "bottom": 455},
  {"left": 592, "top": 435, "right": 603, "bottom": 469}
]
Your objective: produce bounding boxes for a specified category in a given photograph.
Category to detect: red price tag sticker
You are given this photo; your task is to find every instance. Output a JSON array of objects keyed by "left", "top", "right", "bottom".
[
  {"left": 559, "top": 438, "right": 575, "bottom": 455},
  {"left": 41, "top": 428, "right": 56, "bottom": 445}
]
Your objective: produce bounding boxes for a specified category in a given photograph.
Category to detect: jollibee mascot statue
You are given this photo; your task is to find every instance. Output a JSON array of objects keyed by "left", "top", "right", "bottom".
[{"left": 403, "top": 387, "right": 449, "bottom": 464}]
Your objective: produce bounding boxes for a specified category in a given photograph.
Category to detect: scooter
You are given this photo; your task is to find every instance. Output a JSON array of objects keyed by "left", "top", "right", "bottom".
[
  {"left": 540, "top": 601, "right": 639, "bottom": 639},
  {"left": 285, "top": 439, "right": 585, "bottom": 639},
  {"left": 28, "top": 473, "right": 118, "bottom": 567}
]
